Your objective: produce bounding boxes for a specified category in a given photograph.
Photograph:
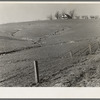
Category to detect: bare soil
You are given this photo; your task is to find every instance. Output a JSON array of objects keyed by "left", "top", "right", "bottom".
[{"left": 0, "top": 19, "right": 100, "bottom": 87}]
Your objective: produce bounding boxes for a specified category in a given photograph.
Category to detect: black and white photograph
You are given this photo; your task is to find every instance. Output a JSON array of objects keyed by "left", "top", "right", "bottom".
[{"left": 1, "top": 2, "right": 100, "bottom": 87}]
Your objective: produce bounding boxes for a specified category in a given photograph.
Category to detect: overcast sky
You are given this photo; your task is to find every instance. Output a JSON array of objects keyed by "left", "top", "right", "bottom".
[{"left": 0, "top": 2, "right": 100, "bottom": 24}]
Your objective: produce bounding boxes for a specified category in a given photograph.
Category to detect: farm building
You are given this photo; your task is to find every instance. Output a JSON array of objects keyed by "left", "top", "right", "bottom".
[
  {"left": 74, "top": 16, "right": 80, "bottom": 19},
  {"left": 61, "top": 14, "right": 99, "bottom": 20},
  {"left": 62, "top": 14, "right": 72, "bottom": 19},
  {"left": 90, "top": 15, "right": 99, "bottom": 19},
  {"left": 81, "top": 16, "right": 89, "bottom": 19}
]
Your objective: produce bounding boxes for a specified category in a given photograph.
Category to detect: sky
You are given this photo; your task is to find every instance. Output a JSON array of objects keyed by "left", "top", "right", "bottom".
[{"left": 0, "top": 2, "right": 100, "bottom": 24}]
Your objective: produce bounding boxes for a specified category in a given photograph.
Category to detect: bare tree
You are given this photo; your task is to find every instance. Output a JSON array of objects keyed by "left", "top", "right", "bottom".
[
  {"left": 55, "top": 11, "right": 61, "bottom": 19},
  {"left": 61, "top": 10, "right": 66, "bottom": 16},
  {"left": 69, "top": 9, "right": 76, "bottom": 19},
  {"left": 47, "top": 14, "right": 53, "bottom": 20}
]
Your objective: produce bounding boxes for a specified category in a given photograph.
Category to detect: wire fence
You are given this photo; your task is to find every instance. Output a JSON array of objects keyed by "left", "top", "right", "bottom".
[
  {"left": 0, "top": 40, "right": 100, "bottom": 86},
  {"left": 34, "top": 40, "right": 100, "bottom": 84}
]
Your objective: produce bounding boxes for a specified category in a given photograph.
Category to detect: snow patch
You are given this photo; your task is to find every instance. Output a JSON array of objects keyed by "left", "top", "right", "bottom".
[
  {"left": 69, "top": 41, "right": 75, "bottom": 44},
  {"left": 21, "top": 37, "right": 33, "bottom": 41}
]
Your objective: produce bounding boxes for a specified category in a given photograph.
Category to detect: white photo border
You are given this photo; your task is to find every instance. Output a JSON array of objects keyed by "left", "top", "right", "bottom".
[{"left": 0, "top": 1, "right": 100, "bottom": 98}]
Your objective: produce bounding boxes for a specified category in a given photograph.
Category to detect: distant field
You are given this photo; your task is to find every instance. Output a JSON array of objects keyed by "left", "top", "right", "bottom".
[{"left": 0, "top": 19, "right": 100, "bottom": 86}]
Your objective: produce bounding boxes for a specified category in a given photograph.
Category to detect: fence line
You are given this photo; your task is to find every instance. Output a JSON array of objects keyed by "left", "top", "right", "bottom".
[
  {"left": 33, "top": 41, "right": 99, "bottom": 84},
  {"left": 0, "top": 41, "right": 99, "bottom": 85}
]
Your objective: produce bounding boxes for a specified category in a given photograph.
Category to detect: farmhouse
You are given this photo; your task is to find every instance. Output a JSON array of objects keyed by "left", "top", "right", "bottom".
[{"left": 62, "top": 14, "right": 72, "bottom": 19}]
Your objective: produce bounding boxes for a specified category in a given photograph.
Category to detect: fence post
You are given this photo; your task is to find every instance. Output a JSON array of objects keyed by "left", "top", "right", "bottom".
[
  {"left": 89, "top": 44, "right": 92, "bottom": 54},
  {"left": 69, "top": 51, "right": 73, "bottom": 59},
  {"left": 34, "top": 60, "right": 39, "bottom": 84}
]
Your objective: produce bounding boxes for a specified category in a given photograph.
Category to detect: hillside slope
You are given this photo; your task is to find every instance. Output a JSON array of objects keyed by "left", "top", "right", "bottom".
[
  {"left": 38, "top": 50, "right": 100, "bottom": 87},
  {"left": 0, "top": 19, "right": 100, "bottom": 86}
]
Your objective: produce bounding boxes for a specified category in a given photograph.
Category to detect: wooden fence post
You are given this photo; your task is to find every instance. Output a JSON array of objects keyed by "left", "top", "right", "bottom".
[
  {"left": 89, "top": 44, "right": 92, "bottom": 54},
  {"left": 34, "top": 61, "right": 39, "bottom": 84},
  {"left": 69, "top": 51, "right": 73, "bottom": 59}
]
